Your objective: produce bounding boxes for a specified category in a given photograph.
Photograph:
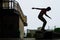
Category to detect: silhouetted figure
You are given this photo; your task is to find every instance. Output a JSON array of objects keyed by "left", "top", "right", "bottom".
[{"left": 32, "top": 7, "right": 51, "bottom": 31}]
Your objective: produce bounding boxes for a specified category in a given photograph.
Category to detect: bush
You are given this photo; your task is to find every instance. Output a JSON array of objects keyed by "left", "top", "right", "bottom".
[{"left": 54, "top": 28, "right": 60, "bottom": 32}]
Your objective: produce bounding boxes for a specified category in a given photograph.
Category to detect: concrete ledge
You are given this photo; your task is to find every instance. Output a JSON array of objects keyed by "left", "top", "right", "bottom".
[{"left": 24, "top": 38, "right": 35, "bottom": 40}]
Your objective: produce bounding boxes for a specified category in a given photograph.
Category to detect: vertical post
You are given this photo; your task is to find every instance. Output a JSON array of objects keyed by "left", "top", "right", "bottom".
[
  {"left": 48, "top": 26, "right": 50, "bottom": 30},
  {"left": 54, "top": 26, "right": 56, "bottom": 29},
  {"left": 0, "top": 0, "right": 2, "bottom": 9}
]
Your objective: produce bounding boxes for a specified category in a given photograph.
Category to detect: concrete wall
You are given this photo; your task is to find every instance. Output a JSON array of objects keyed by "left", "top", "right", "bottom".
[{"left": 19, "top": 18, "right": 24, "bottom": 39}]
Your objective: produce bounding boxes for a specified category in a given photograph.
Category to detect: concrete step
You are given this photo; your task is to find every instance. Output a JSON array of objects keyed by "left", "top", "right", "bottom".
[{"left": 24, "top": 38, "right": 35, "bottom": 40}]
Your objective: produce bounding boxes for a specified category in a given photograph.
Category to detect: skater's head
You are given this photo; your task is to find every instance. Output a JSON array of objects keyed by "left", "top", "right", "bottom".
[{"left": 46, "top": 7, "right": 51, "bottom": 11}]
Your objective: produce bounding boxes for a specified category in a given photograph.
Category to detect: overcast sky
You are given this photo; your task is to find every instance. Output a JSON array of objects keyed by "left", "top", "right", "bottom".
[{"left": 16, "top": 0, "right": 60, "bottom": 32}]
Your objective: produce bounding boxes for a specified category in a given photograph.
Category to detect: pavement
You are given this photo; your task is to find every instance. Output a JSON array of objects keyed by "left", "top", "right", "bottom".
[{"left": 24, "top": 38, "right": 60, "bottom": 40}]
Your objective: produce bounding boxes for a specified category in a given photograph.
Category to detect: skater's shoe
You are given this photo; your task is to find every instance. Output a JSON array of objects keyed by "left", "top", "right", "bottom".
[{"left": 41, "top": 29, "right": 46, "bottom": 31}]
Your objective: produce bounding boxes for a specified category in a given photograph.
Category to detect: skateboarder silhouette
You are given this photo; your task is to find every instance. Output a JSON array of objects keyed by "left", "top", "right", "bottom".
[{"left": 32, "top": 7, "right": 51, "bottom": 31}]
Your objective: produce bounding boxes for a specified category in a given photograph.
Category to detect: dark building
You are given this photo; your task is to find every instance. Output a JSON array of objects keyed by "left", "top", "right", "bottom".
[{"left": 0, "top": 0, "right": 27, "bottom": 39}]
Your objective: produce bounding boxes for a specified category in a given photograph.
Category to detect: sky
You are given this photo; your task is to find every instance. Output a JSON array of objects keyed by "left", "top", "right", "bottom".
[{"left": 16, "top": 0, "right": 60, "bottom": 32}]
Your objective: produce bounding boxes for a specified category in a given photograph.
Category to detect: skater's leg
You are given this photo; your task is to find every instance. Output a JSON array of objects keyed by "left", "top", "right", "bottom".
[
  {"left": 39, "top": 17, "right": 47, "bottom": 30},
  {"left": 41, "top": 20, "right": 47, "bottom": 30}
]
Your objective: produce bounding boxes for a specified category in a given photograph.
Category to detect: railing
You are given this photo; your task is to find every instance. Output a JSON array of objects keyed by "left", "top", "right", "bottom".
[
  {"left": 3, "top": 0, "right": 18, "bottom": 9},
  {"left": 2, "top": 0, "right": 27, "bottom": 24}
]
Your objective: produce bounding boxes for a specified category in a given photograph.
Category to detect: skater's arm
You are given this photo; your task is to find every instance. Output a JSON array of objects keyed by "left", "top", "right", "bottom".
[
  {"left": 45, "top": 14, "right": 51, "bottom": 19},
  {"left": 32, "top": 7, "right": 45, "bottom": 10}
]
